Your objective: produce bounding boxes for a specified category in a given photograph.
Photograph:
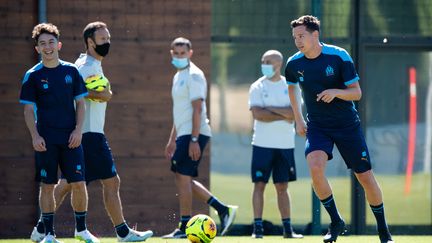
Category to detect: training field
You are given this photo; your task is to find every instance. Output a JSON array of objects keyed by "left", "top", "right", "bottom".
[{"left": 3, "top": 236, "right": 432, "bottom": 242}]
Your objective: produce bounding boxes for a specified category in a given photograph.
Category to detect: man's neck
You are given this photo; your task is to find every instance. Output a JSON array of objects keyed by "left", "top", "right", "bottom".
[
  {"left": 42, "top": 58, "right": 60, "bottom": 68},
  {"left": 269, "top": 73, "right": 282, "bottom": 82},
  {"left": 88, "top": 49, "right": 103, "bottom": 61},
  {"left": 305, "top": 42, "right": 323, "bottom": 59}
]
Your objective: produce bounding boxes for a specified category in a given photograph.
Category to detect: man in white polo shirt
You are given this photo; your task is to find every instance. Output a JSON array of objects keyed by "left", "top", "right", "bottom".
[
  {"left": 163, "top": 37, "right": 237, "bottom": 239},
  {"left": 248, "top": 50, "right": 303, "bottom": 239}
]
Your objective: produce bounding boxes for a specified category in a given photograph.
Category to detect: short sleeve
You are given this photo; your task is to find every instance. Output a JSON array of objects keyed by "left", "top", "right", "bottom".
[
  {"left": 248, "top": 83, "right": 264, "bottom": 108},
  {"left": 73, "top": 68, "right": 88, "bottom": 100},
  {"left": 284, "top": 62, "right": 298, "bottom": 85},
  {"left": 338, "top": 49, "right": 359, "bottom": 86},
  {"left": 189, "top": 73, "right": 207, "bottom": 101},
  {"left": 20, "top": 74, "right": 36, "bottom": 105}
]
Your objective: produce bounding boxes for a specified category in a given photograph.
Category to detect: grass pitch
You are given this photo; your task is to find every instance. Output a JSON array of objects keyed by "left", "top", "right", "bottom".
[{"left": 3, "top": 236, "right": 432, "bottom": 242}]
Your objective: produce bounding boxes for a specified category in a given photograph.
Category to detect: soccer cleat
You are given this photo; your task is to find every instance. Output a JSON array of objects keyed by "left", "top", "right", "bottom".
[
  {"left": 283, "top": 229, "right": 304, "bottom": 239},
  {"left": 379, "top": 229, "right": 394, "bottom": 243},
  {"left": 251, "top": 225, "right": 263, "bottom": 239},
  {"left": 40, "top": 234, "right": 63, "bottom": 243},
  {"left": 74, "top": 229, "right": 100, "bottom": 243},
  {"left": 117, "top": 228, "right": 153, "bottom": 242},
  {"left": 218, "top": 205, "right": 238, "bottom": 236},
  {"left": 323, "top": 220, "right": 346, "bottom": 243},
  {"left": 31, "top": 227, "right": 46, "bottom": 242},
  {"left": 161, "top": 228, "right": 187, "bottom": 239}
]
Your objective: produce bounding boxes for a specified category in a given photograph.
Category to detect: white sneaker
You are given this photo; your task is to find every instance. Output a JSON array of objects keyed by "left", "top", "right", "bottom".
[
  {"left": 31, "top": 227, "right": 45, "bottom": 242},
  {"left": 75, "top": 229, "right": 100, "bottom": 243},
  {"left": 118, "top": 228, "right": 153, "bottom": 242},
  {"left": 218, "top": 205, "right": 238, "bottom": 236},
  {"left": 40, "top": 234, "right": 63, "bottom": 243}
]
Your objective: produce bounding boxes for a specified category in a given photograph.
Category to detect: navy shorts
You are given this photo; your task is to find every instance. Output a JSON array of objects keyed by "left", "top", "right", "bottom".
[
  {"left": 251, "top": 146, "right": 297, "bottom": 183},
  {"left": 35, "top": 143, "right": 85, "bottom": 184},
  {"left": 171, "top": 134, "right": 210, "bottom": 177},
  {"left": 305, "top": 122, "right": 372, "bottom": 173},
  {"left": 81, "top": 132, "right": 117, "bottom": 184}
]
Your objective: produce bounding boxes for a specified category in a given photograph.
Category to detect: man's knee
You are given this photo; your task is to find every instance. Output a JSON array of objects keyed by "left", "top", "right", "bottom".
[
  {"left": 254, "top": 182, "right": 266, "bottom": 194},
  {"left": 41, "top": 183, "right": 55, "bottom": 193},
  {"left": 102, "top": 175, "right": 121, "bottom": 191},
  {"left": 307, "top": 151, "right": 327, "bottom": 174},
  {"left": 274, "top": 182, "right": 288, "bottom": 194},
  {"left": 70, "top": 181, "right": 87, "bottom": 193}
]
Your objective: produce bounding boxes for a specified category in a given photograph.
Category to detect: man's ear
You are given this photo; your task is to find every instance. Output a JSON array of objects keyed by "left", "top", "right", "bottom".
[
  {"left": 188, "top": 49, "right": 194, "bottom": 58},
  {"left": 57, "top": 41, "right": 62, "bottom": 51},
  {"left": 34, "top": 45, "right": 40, "bottom": 54}
]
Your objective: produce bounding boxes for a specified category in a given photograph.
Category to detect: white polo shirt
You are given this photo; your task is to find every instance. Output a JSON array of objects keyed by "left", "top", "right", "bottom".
[
  {"left": 172, "top": 62, "right": 211, "bottom": 138},
  {"left": 75, "top": 53, "right": 107, "bottom": 134},
  {"left": 248, "top": 76, "right": 295, "bottom": 149}
]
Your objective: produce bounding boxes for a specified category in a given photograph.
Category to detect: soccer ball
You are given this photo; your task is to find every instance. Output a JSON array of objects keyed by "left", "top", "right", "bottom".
[
  {"left": 85, "top": 74, "right": 109, "bottom": 92},
  {"left": 186, "top": 214, "right": 217, "bottom": 243}
]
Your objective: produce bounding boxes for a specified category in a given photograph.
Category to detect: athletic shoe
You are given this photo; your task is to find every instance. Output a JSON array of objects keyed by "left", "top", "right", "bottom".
[
  {"left": 251, "top": 225, "right": 263, "bottom": 238},
  {"left": 40, "top": 234, "right": 63, "bottom": 243},
  {"left": 379, "top": 229, "right": 394, "bottom": 243},
  {"left": 31, "top": 227, "right": 45, "bottom": 242},
  {"left": 74, "top": 229, "right": 100, "bottom": 243},
  {"left": 283, "top": 229, "right": 304, "bottom": 239},
  {"left": 161, "top": 228, "right": 186, "bottom": 239},
  {"left": 323, "top": 220, "right": 346, "bottom": 243},
  {"left": 117, "top": 228, "right": 153, "bottom": 242},
  {"left": 218, "top": 205, "right": 238, "bottom": 236}
]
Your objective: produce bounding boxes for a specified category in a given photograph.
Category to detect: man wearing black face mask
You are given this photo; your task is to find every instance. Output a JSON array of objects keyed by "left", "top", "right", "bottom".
[{"left": 31, "top": 22, "right": 153, "bottom": 242}]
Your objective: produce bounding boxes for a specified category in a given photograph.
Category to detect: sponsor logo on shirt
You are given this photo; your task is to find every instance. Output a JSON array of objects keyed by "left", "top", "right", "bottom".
[{"left": 297, "top": 70, "right": 304, "bottom": 82}]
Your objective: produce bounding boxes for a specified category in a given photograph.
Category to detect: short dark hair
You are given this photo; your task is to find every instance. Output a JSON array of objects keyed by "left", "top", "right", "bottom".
[
  {"left": 32, "top": 23, "right": 60, "bottom": 45},
  {"left": 290, "top": 15, "right": 320, "bottom": 33},
  {"left": 83, "top": 21, "right": 107, "bottom": 49},
  {"left": 171, "top": 37, "right": 192, "bottom": 50}
]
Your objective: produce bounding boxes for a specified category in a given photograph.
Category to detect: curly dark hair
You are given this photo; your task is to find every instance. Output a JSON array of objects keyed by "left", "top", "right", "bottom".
[
  {"left": 290, "top": 15, "right": 320, "bottom": 33},
  {"left": 32, "top": 23, "right": 60, "bottom": 44}
]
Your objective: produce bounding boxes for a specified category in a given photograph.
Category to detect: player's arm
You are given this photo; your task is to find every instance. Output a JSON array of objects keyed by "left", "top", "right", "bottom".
[
  {"left": 23, "top": 104, "right": 46, "bottom": 151},
  {"left": 165, "top": 124, "right": 177, "bottom": 160},
  {"left": 189, "top": 98, "right": 203, "bottom": 161},
  {"left": 86, "top": 83, "right": 112, "bottom": 102},
  {"left": 266, "top": 106, "right": 294, "bottom": 122},
  {"left": 288, "top": 84, "right": 307, "bottom": 136},
  {"left": 68, "top": 98, "right": 85, "bottom": 148},
  {"left": 317, "top": 81, "right": 362, "bottom": 103},
  {"left": 250, "top": 106, "right": 287, "bottom": 122}
]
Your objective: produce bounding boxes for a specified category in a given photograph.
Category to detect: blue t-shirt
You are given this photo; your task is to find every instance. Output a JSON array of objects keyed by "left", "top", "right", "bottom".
[
  {"left": 285, "top": 43, "right": 360, "bottom": 128},
  {"left": 19, "top": 60, "right": 88, "bottom": 144}
]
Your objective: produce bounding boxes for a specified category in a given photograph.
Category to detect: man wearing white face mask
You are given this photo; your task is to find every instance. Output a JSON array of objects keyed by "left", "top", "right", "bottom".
[
  {"left": 162, "top": 37, "right": 238, "bottom": 239},
  {"left": 248, "top": 50, "right": 303, "bottom": 239}
]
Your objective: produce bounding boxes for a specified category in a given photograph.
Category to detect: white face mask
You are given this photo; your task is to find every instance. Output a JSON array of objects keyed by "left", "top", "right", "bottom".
[{"left": 261, "top": 64, "right": 275, "bottom": 78}]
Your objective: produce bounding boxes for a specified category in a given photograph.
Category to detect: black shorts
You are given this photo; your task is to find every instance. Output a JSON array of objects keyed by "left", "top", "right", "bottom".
[
  {"left": 305, "top": 122, "right": 372, "bottom": 173},
  {"left": 35, "top": 143, "right": 85, "bottom": 184},
  {"left": 171, "top": 134, "right": 209, "bottom": 177},
  {"left": 251, "top": 145, "right": 297, "bottom": 183}
]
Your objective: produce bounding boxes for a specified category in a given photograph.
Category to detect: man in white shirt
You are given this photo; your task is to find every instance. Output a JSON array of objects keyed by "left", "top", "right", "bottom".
[
  {"left": 248, "top": 50, "right": 303, "bottom": 239},
  {"left": 31, "top": 21, "right": 153, "bottom": 242},
  {"left": 162, "top": 37, "right": 237, "bottom": 239}
]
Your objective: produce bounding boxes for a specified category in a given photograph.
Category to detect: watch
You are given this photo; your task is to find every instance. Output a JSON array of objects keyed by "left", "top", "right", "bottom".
[{"left": 191, "top": 136, "right": 199, "bottom": 143}]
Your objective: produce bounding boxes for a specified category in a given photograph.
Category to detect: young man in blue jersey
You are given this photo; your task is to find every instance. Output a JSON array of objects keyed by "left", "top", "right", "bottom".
[
  {"left": 162, "top": 37, "right": 237, "bottom": 239},
  {"left": 30, "top": 22, "right": 153, "bottom": 242},
  {"left": 20, "top": 23, "right": 99, "bottom": 243},
  {"left": 249, "top": 50, "right": 303, "bottom": 239},
  {"left": 285, "top": 16, "right": 394, "bottom": 243}
]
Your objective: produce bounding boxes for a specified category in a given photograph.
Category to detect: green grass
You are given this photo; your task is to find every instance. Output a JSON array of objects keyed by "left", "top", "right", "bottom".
[
  {"left": 210, "top": 172, "right": 431, "bottom": 225},
  {"left": 3, "top": 236, "right": 432, "bottom": 242}
]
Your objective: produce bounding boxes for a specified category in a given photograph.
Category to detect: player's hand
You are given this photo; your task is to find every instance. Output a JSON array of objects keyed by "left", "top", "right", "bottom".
[
  {"left": 68, "top": 129, "right": 82, "bottom": 148},
  {"left": 32, "top": 134, "right": 47, "bottom": 152},
  {"left": 317, "top": 89, "right": 339, "bottom": 103},
  {"left": 165, "top": 141, "right": 176, "bottom": 160},
  {"left": 189, "top": 142, "right": 201, "bottom": 161},
  {"left": 295, "top": 119, "right": 307, "bottom": 137}
]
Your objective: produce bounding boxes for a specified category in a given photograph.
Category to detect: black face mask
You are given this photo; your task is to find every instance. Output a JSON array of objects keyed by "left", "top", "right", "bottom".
[{"left": 94, "top": 43, "right": 110, "bottom": 57}]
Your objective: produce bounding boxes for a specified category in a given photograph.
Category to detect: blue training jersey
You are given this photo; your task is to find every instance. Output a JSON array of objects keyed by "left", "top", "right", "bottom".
[
  {"left": 19, "top": 60, "right": 88, "bottom": 144},
  {"left": 285, "top": 43, "right": 360, "bottom": 129}
]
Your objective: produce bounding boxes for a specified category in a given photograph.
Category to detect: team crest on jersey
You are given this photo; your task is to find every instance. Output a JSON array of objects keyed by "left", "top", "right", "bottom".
[
  {"left": 325, "top": 65, "right": 334, "bottom": 77},
  {"left": 297, "top": 70, "right": 304, "bottom": 82},
  {"left": 65, "top": 74, "right": 72, "bottom": 84}
]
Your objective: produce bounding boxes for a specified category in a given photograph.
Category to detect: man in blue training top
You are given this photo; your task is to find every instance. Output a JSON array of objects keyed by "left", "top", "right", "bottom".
[
  {"left": 20, "top": 23, "right": 98, "bottom": 243},
  {"left": 285, "top": 15, "right": 394, "bottom": 243}
]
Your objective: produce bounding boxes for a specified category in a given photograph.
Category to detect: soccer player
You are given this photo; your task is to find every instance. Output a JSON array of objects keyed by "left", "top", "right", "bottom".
[
  {"left": 20, "top": 23, "right": 98, "bottom": 243},
  {"left": 30, "top": 22, "right": 153, "bottom": 242},
  {"left": 248, "top": 50, "right": 303, "bottom": 239},
  {"left": 162, "top": 37, "right": 238, "bottom": 239},
  {"left": 285, "top": 15, "right": 394, "bottom": 243}
]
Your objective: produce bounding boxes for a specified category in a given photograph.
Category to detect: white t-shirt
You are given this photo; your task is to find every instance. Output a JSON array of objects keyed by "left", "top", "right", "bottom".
[
  {"left": 75, "top": 53, "right": 107, "bottom": 134},
  {"left": 172, "top": 62, "right": 211, "bottom": 138},
  {"left": 248, "top": 76, "right": 295, "bottom": 149}
]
